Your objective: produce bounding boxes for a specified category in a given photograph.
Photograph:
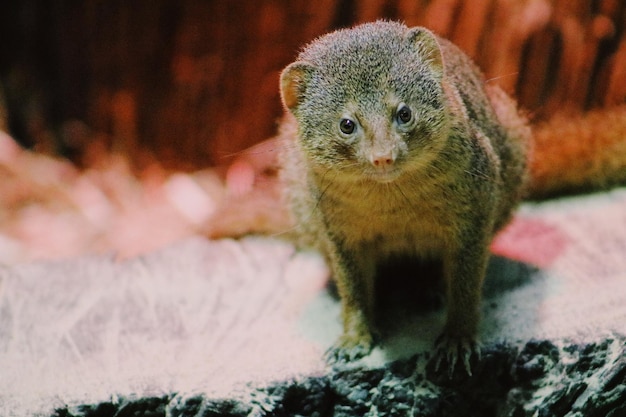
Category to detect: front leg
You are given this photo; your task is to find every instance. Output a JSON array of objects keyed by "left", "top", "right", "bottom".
[
  {"left": 435, "top": 231, "right": 491, "bottom": 376},
  {"left": 326, "top": 244, "right": 378, "bottom": 363}
]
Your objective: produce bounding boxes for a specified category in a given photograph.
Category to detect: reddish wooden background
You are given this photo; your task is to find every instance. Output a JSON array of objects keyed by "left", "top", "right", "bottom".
[{"left": 1, "top": 0, "right": 624, "bottom": 169}]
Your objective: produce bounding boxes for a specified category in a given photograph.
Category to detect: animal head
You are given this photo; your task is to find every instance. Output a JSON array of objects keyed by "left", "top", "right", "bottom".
[{"left": 280, "top": 21, "right": 450, "bottom": 183}]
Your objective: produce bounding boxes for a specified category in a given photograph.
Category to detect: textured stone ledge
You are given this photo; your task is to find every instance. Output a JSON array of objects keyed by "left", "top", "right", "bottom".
[
  {"left": 56, "top": 337, "right": 626, "bottom": 417},
  {"left": 4, "top": 188, "right": 626, "bottom": 416}
]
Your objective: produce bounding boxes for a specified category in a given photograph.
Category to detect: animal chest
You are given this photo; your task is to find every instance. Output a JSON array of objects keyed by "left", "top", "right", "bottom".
[{"left": 320, "top": 179, "right": 457, "bottom": 256}]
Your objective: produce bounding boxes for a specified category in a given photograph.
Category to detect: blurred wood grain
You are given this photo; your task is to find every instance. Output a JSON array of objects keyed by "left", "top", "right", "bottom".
[{"left": 1, "top": 0, "right": 624, "bottom": 169}]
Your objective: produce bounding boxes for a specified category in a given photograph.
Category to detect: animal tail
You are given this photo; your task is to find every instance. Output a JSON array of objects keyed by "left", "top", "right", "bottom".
[{"left": 526, "top": 105, "right": 626, "bottom": 199}]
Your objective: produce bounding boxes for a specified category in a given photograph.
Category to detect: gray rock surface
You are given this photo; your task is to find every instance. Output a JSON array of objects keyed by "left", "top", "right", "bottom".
[{"left": 56, "top": 338, "right": 626, "bottom": 416}]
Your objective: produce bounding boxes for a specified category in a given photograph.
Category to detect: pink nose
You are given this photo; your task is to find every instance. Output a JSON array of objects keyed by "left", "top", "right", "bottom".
[{"left": 371, "top": 153, "right": 394, "bottom": 168}]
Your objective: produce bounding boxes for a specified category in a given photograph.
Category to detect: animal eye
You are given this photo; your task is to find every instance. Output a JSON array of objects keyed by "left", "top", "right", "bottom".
[
  {"left": 339, "top": 118, "right": 356, "bottom": 135},
  {"left": 396, "top": 103, "right": 413, "bottom": 124}
]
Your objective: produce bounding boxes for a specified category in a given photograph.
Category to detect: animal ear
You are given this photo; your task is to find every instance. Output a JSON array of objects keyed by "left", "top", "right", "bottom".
[
  {"left": 280, "top": 61, "right": 316, "bottom": 111},
  {"left": 406, "top": 27, "right": 444, "bottom": 76}
]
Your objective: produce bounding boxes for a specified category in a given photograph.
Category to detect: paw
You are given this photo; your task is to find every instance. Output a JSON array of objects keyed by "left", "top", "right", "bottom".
[
  {"left": 324, "top": 334, "right": 374, "bottom": 365},
  {"left": 432, "top": 332, "right": 481, "bottom": 378}
]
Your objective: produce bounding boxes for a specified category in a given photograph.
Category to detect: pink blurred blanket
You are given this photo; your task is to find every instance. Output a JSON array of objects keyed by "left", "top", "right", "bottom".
[{"left": 1, "top": 187, "right": 625, "bottom": 416}]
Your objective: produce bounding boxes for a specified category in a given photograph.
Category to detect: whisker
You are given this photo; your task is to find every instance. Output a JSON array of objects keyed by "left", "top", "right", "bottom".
[
  {"left": 269, "top": 227, "right": 296, "bottom": 239},
  {"left": 315, "top": 168, "right": 340, "bottom": 211},
  {"left": 216, "top": 142, "right": 298, "bottom": 161},
  {"left": 393, "top": 181, "right": 415, "bottom": 208},
  {"left": 485, "top": 72, "right": 519, "bottom": 84},
  {"left": 270, "top": 167, "right": 339, "bottom": 239},
  {"left": 465, "top": 169, "right": 491, "bottom": 181}
]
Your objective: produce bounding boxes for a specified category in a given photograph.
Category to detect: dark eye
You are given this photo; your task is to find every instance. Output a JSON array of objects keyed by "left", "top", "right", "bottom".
[
  {"left": 396, "top": 104, "right": 413, "bottom": 124},
  {"left": 339, "top": 118, "right": 356, "bottom": 135}
]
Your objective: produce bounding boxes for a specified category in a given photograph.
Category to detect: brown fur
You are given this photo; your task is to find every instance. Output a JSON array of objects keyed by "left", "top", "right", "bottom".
[
  {"left": 278, "top": 21, "right": 530, "bottom": 372},
  {"left": 528, "top": 105, "right": 626, "bottom": 199}
]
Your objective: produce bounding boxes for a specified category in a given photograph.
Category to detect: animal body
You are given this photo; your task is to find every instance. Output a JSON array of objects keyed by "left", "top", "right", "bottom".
[{"left": 278, "top": 20, "right": 532, "bottom": 374}]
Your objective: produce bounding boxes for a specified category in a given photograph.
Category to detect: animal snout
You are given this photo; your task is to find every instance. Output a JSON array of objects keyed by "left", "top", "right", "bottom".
[{"left": 370, "top": 152, "right": 395, "bottom": 168}]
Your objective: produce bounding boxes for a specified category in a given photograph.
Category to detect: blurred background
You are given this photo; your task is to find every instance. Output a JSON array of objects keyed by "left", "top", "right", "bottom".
[
  {"left": 1, "top": 0, "right": 624, "bottom": 169},
  {"left": 0, "top": 0, "right": 624, "bottom": 262}
]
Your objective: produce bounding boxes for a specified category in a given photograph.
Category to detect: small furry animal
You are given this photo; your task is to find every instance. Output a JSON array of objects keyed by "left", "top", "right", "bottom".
[{"left": 278, "top": 20, "right": 531, "bottom": 374}]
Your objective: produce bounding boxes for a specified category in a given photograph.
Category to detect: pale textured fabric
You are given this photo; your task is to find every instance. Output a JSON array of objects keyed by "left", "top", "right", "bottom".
[{"left": 1, "top": 188, "right": 626, "bottom": 416}]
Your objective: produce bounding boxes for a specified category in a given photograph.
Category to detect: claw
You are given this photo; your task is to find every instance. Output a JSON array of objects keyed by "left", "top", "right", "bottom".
[
  {"left": 433, "top": 333, "right": 481, "bottom": 377},
  {"left": 324, "top": 336, "right": 373, "bottom": 365},
  {"left": 461, "top": 349, "right": 472, "bottom": 376}
]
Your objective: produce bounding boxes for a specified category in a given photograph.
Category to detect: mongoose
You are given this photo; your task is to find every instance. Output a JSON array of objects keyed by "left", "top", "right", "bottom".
[{"left": 278, "top": 20, "right": 531, "bottom": 374}]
